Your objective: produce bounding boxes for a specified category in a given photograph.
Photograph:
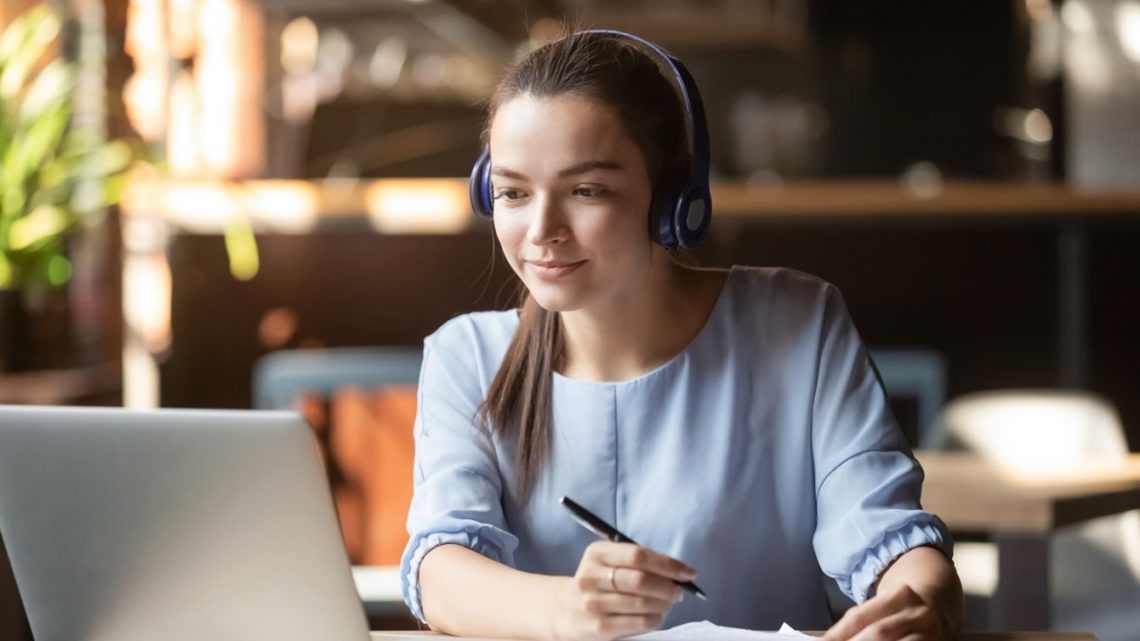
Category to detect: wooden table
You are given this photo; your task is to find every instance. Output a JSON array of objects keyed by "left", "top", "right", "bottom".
[
  {"left": 917, "top": 451, "right": 1140, "bottom": 631},
  {"left": 370, "top": 631, "right": 1099, "bottom": 641}
]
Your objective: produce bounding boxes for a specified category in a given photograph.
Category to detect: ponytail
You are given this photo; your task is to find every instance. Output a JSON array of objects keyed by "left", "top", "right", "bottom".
[{"left": 477, "top": 292, "right": 562, "bottom": 503}]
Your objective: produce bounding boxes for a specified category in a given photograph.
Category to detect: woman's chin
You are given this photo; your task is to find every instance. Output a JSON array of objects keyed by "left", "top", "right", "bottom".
[{"left": 527, "top": 286, "right": 587, "bottom": 314}]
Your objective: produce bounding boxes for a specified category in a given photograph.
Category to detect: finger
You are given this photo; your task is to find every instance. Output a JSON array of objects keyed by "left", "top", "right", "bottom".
[
  {"left": 823, "top": 585, "right": 924, "bottom": 641},
  {"left": 610, "top": 567, "right": 685, "bottom": 602},
  {"left": 610, "top": 568, "right": 685, "bottom": 603},
  {"left": 580, "top": 591, "right": 677, "bottom": 616},
  {"left": 589, "top": 542, "right": 696, "bottom": 581},
  {"left": 576, "top": 566, "right": 681, "bottom": 602},
  {"left": 593, "top": 613, "right": 664, "bottom": 639}
]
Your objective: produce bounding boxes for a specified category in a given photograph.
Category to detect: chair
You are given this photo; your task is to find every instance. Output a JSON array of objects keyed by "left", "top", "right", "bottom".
[
  {"left": 254, "top": 347, "right": 422, "bottom": 412},
  {"left": 255, "top": 349, "right": 421, "bottom": 551},
  {"left": 933, "top": 390, "right": 1140, "bottom": 641},
  {"left": 868, "top": 347, "right": 948, "bottom": 449}
]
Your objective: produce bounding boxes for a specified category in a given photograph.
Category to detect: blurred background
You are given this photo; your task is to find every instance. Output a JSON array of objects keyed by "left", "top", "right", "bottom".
[{"left": 2, "top": 0, "right": 1140, "bottom": 639}]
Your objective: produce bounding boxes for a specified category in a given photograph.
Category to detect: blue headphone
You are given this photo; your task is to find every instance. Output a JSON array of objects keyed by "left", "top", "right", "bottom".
[{"left": 468, "top": 29, "right": 713, "bottom": 250}]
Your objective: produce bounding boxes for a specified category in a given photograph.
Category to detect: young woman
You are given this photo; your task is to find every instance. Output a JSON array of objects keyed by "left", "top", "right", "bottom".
[{"left": 400, "top": 30, "right": 962, "bottom": 641}]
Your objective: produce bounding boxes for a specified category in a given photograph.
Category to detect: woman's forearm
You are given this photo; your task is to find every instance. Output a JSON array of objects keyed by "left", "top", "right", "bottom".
[
  {"left": 418, "top": 543, "right": 568, "bottom": 640},
  {"left": 875, "top": 545, "right": 963, "bottom": 638}
]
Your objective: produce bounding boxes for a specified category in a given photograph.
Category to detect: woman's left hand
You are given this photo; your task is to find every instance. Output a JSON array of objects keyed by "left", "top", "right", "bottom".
[{"left": 820, "top": 583, "right": 951, "bottom": 641}]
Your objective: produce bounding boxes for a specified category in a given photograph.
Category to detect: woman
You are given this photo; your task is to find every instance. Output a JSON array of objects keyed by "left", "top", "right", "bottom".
[{"left": 400, "top": 30, "right": 962, "bottom": 641}]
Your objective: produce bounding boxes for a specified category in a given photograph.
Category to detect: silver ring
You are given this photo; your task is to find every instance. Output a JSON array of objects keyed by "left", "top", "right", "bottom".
[{"left": 609, "top": 567, "right": 620, "bottom": 593}]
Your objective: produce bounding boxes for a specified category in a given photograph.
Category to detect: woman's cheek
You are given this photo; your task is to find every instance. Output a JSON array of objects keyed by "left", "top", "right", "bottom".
[{"left": 493, "top": 219, "right": 525, "bottom": 271}]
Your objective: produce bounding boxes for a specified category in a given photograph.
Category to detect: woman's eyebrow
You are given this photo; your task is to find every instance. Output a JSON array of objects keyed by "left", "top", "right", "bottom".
[
  {"left": 490, "top": 166, "right": 526, "bottom": 179},
  {"left": 558, "top": 160, "right": 622, "bottom": 178},
  {"left": 490, "top": 160, "right": 623, "bottom": 180}
]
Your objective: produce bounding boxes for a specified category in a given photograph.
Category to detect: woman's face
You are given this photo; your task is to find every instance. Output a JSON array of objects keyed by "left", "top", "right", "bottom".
[{"left": 488, "top": 93, "right": 656, "bottom": 314}]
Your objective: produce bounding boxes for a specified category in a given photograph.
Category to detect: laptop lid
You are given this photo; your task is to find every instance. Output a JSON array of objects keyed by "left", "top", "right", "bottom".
[{"left": 0, "top": 406, "right": 371, "bottom": 641}]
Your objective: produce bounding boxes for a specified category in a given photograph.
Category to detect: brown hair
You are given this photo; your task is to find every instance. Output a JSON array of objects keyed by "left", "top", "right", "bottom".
[{"left": 477, "top": 31, "right": 690, "bottom": 502}]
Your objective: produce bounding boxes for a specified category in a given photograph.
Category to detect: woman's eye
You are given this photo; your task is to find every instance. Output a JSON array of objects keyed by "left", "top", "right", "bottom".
[
  {"left": 493, "top": 189, "right": 524, "bottom": 202},
  {"left": 573, "top": 185, "right": 607, "bottom": 198}
]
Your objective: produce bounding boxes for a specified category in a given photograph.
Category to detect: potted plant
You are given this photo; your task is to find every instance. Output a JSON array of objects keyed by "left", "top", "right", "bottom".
[{"left": 0, "top": 4, "right": 131, "bottom": 371}]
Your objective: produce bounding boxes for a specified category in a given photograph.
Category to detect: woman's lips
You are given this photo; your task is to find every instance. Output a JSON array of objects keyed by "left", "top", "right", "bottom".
[{"left": 526, "top": 259, "right": 586, "bottom": 280}]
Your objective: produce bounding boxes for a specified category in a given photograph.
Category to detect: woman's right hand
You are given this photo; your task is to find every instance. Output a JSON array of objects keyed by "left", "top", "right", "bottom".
[{"left": 551, "top": 541, "right": 696, "bottom": 641}]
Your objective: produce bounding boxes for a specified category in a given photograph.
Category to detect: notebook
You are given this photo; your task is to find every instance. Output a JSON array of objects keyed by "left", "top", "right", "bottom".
[{"left": 628, "top": 621, "right": 812, "bottom": 641}]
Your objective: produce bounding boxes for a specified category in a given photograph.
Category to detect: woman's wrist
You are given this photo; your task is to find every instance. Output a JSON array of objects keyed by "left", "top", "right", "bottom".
[
  {"left": 545, "top": 575, "right": 576, "bottom": 641},
  {"left": 909, "top": 581, "right": 960, "bottom": 641},
  {"left": 879, "top": 547, "right": 962, "bottom": 641}
]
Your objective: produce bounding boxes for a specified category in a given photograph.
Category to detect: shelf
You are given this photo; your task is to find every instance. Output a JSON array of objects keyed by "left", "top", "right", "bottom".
[
  {"left": 0, "top": 364, "right": 121, "bottom": 405},
  {"left": 120, "top": 178, "right": 1140, "bottom": 236},
  {"left": 581, "top": 11, "right": 807, "bottom": 52},
  {"left": 712, "top": 181, "right": 1140, "bottom": 218}
]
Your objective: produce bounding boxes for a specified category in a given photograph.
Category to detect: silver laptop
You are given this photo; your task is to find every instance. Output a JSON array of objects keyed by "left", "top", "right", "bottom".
[{"left": 0, "top": 405, "right": 371, "bottom": 641}]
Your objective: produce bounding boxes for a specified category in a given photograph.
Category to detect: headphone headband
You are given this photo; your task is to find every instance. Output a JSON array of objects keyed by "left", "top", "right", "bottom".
[{"left": 469, "top": 29, "right": 712, "bottom": 250}]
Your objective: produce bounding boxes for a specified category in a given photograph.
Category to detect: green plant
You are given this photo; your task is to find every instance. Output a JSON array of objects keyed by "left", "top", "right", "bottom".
[{"left": 0, "top": 4, "right": 131, "bottom": 292}]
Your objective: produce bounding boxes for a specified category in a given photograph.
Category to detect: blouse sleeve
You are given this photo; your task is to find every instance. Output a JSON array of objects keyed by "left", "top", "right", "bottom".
[
  {"left": 399, "top": 324, "right": 519, "bottom": 622},
  {"left": 809, "top": 284, "right": 953, "bottom": 603}
]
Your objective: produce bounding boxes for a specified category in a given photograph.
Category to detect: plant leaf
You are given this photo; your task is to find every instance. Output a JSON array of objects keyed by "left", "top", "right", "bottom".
[
  {"left": 83, "top": 139, "right": 133, "bottom": 178},
  {"left": 0, "top": 251, "right": 12, "bottom": 288},
  {"left": 0, "top": 6, "right": 62, "bottom": 102},
  {"left": 0, "top": 5, "right": 55, "bottom": 61},
  {"left": 224, "top": 219, "right": 260, "bottom": 281},
  {"left": 18, "top": 58, "right": 73, "bottom": 121},
  {"left": 8, "top": 101, "right": 70, "bottom": 185},
  {"left": 8, "top": 204, "right": 69, "bottom": 250}
]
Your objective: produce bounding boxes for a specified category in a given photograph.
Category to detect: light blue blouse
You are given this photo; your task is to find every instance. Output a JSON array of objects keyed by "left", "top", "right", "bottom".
[{"left": 400, "top": 266, "right": 951, "bottom": 630}]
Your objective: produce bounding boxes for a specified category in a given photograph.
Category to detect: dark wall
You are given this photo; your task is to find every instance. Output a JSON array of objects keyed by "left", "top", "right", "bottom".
[
  {"left": 810, "top": 1, "right": 1021, "bottom": 178},
  {"left": 161, "top": 229, "right": 519, "bottom": 409},
  {"left": 304, "top": 100, "right": 486, "bottom": 178},
  {"left": 1088, "top": 227, "right": 1140, "bottom": 445}
]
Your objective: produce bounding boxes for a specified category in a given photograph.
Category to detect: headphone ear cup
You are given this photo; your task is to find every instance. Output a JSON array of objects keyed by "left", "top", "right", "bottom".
[
  {"left": 469, "top": 148, "right": 494, "bottom": 217},
  {"left": 673, "top": 189, "right": 712, "bottom": 249}
]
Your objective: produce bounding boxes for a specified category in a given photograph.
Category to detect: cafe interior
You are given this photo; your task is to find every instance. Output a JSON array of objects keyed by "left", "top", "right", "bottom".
[{"left": 1, "top": 0, "right": 1139, "bottom": 639}]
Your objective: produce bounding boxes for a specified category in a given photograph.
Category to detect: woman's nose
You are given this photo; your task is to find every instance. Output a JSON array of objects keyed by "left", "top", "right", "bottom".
[{"left": 526, "top": 196, "right": 568, "bottom": 245}]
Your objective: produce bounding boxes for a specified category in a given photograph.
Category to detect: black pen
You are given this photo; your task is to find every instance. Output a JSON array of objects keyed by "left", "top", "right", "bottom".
[{"left": 559, "top": 496, "right": 708, "bottom": 601}]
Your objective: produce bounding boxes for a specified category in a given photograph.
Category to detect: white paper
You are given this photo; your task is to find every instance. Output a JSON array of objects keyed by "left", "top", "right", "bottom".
[
  {"left": 625, "top": 620, "right": 812, "bottom": 641},
  {"left": 778, "top": 623, "right": 811, "bottom": 637},
  {"left": 369, "top": 621, "right": 814, "bottom": 641}
]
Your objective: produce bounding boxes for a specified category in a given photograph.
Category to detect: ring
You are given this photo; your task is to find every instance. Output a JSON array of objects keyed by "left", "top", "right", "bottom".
[{"left": 609, "top": 567, "right": 620, "bottom": 593}]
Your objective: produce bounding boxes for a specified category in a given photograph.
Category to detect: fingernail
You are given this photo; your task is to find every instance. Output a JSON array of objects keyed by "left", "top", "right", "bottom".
[{"left": 679, "top": 568, "right": 697, "bottom": 580}]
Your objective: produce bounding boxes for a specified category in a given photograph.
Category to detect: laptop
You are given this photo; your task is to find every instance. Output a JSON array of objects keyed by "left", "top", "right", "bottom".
[{"left": 0, "top": 405, "right": 372, "bottom": 641}]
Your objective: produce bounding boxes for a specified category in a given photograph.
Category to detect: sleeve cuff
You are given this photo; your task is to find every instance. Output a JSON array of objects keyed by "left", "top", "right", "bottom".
[
  {"left": 840, "top": 516, "right": 954, "bottom": 603},
  {"left": 400, "top": 526, "right": 515, "bottom": 623}
]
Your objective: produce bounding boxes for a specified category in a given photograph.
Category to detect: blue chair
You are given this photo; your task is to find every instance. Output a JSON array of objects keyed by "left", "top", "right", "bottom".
[{"left": 253, "top": 347, "right": 422, "bottom": 411}]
